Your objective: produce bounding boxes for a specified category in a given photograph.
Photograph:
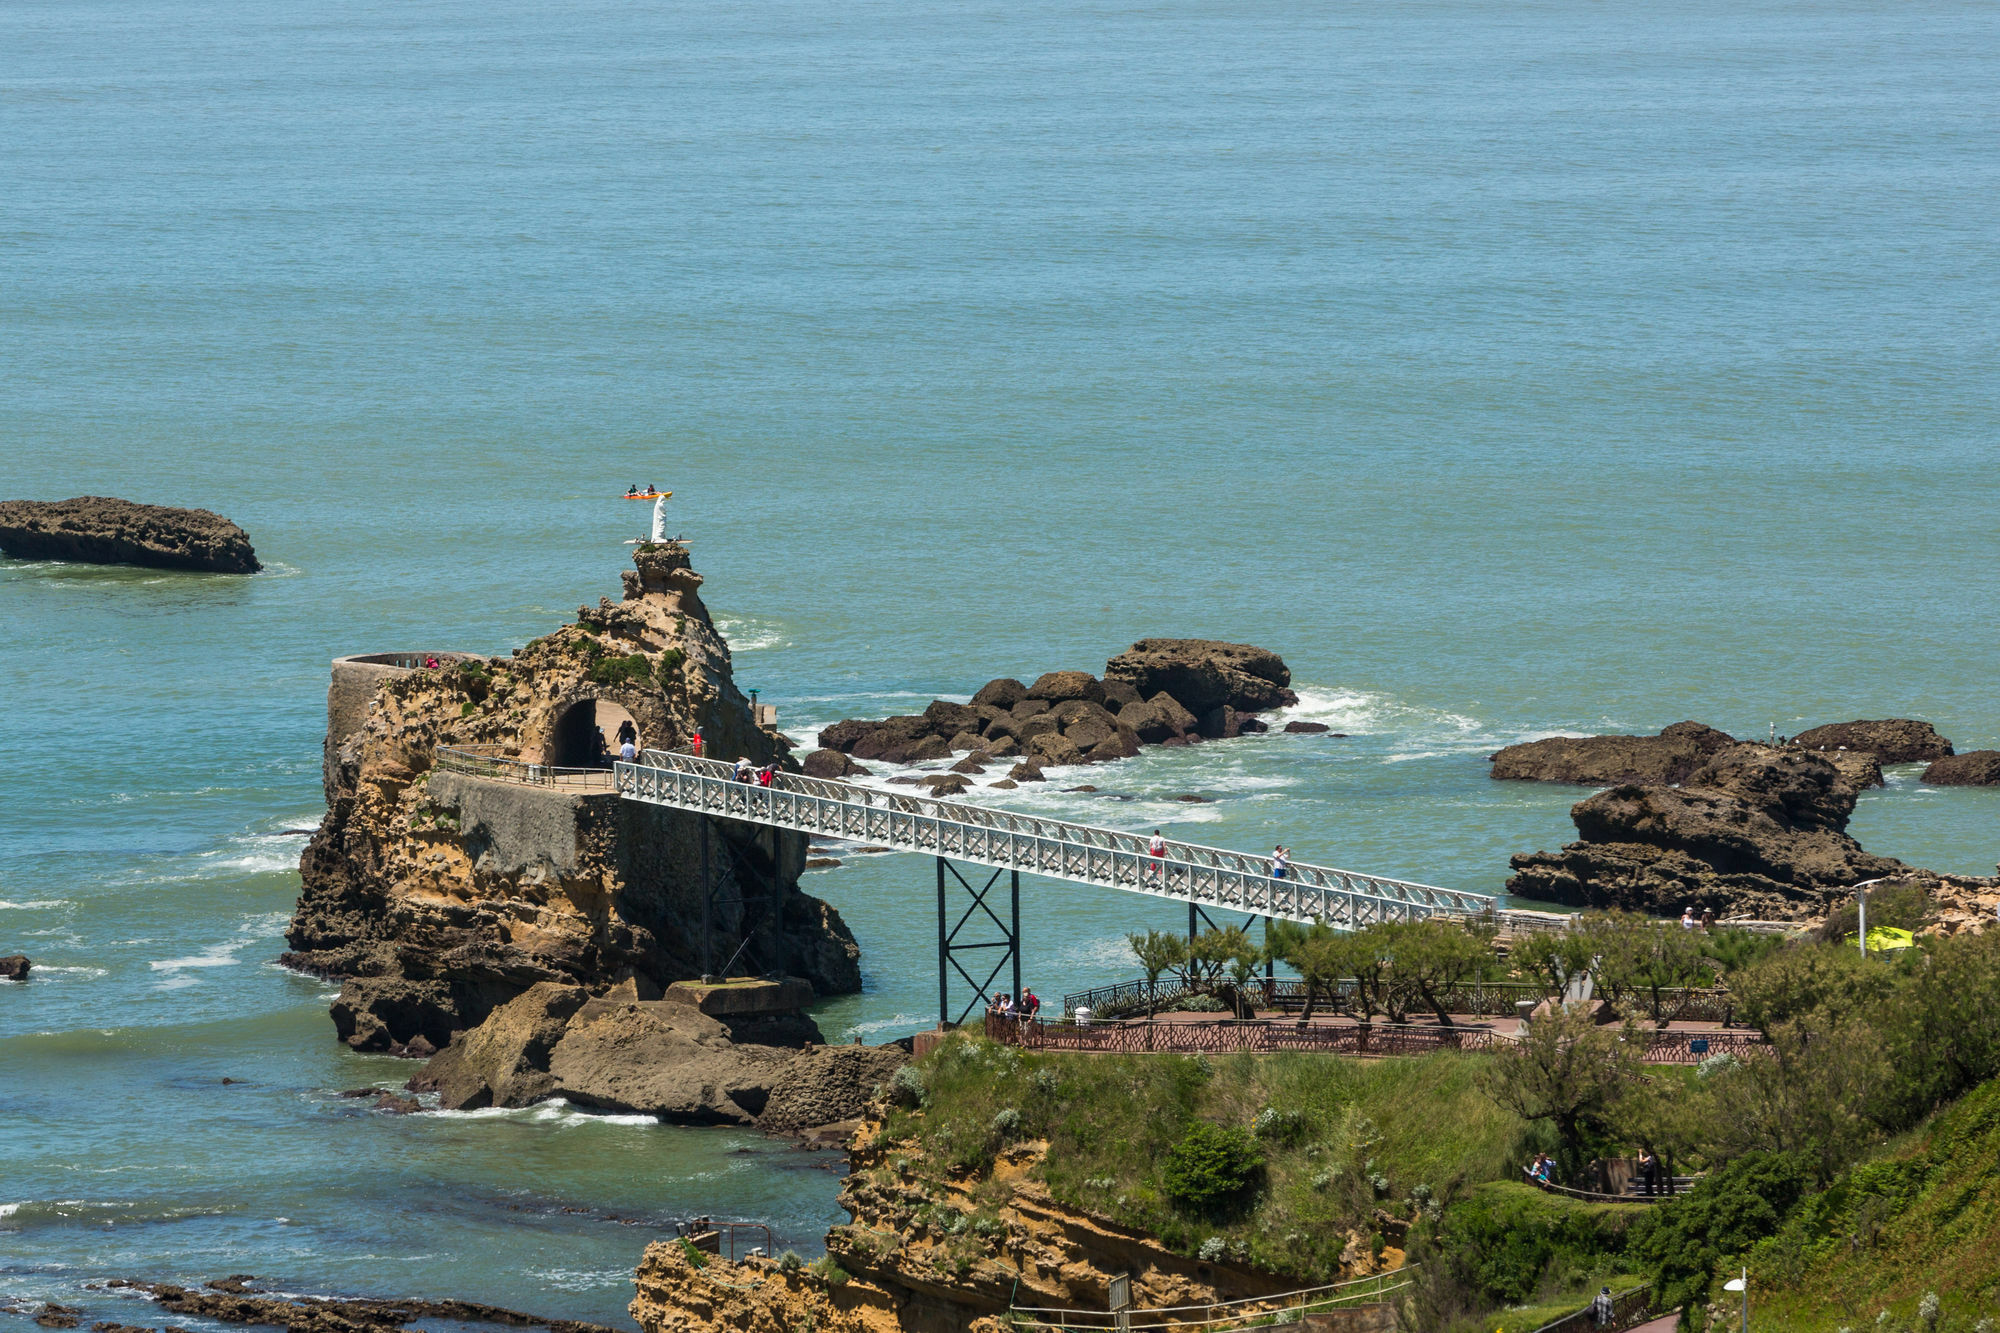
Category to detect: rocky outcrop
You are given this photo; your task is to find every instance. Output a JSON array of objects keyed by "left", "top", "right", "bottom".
[
  {"left": 1490, "top": 721, "right": 1736, "bottom": 786},
  {"left": 284, "top": 543, "right": 861, "bottom": 1054},
  {"left": 0, "top": 955, "right": 28, "bottom": 981},
  {"left": 405, "top": 978, "right": 905, "bottom": 1129},
  {"left": 1507, "top": 744, "right": 1908, "bottom": 919},
  {"left": 804, "top": 749, "right": 872, "bottom": 779},
  {"left": 1793, "top": 719, "right": 1953, "bottom": 764},
  {"left": 0, "top": 496, "right": 260, "bottom": 573},
  {"left": 631, "top": 1124, "right": 1302, "bottom": 1333},
  {"left": 816, "top": 641, "right": 1296, "bottom": 776},
  {"left": 107, "top": 1277, "right": 620, "bottom": 1333},
  {"left": 1923, "top": 751, "right": 2000, "bottom": 786}
]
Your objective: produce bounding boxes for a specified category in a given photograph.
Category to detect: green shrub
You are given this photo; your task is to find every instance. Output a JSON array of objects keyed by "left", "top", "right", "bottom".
[
  {"left": 1629, "top": 1149, "right": 1814, "bottom": 1314},
  {"left": 1444, "top": 1182, "right": 1642, "bottom": 1305},
  {"left": 809, "top": 1257, "right": 850, "bottom": 1287},
  {"left": 1253, "top": 1107, "right": 1306, "bottom": 1143},
  {"left": 777, "top": 1249, "right": 803, "bottom": 1271},
  {"left": 889, "top": 1064, "right": 927, "bottom": 1108},
  {"left": 588, "top": 652, "right": 653, "bottom": 687},
  {"left": 654, "top": 648, "right": 685, "bottom": 687},
  {"left": 1163, "top": 1122, "right": 1264, "bottom": 1216}
]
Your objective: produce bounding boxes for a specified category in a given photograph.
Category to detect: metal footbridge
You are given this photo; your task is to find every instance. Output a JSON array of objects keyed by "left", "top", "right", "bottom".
[{"left": 614, "top": 749, "right": 1494, "bottom": 929}]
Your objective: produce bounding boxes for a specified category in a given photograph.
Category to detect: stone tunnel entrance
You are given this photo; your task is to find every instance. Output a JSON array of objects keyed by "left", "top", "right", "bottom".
[{"left": 547, "top": 699, "right": 641, "bottom": 768}]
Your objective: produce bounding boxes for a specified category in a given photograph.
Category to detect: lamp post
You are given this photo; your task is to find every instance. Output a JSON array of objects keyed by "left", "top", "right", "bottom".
[
  {"left": 1724, "top": 1268, "right": 1748, "bottom": 1332},
  {"left": 1852, "top": 876, "right": 1895, "bottom": 958}
]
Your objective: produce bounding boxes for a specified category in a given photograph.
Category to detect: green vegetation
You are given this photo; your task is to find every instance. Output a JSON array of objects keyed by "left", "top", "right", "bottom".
[
  {"left": 654, "top": 647, "right": 685, "bottom": 687},
  {"left": 878, "top": 1033, "right": 1525, "bottom": 1282}
]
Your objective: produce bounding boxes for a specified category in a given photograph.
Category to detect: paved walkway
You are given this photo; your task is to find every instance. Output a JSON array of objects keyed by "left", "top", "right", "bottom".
[{"left": 1627, "top": 1315, "right": 1679, "bottom": 1333}]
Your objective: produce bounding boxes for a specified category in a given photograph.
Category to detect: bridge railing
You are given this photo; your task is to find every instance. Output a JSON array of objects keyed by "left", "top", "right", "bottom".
[
  {"left": 435, "top": 744, "right": 615, "bottom": 788},
  {"left": 619, "top": 748, "right": 1496, "bottom": 926}
]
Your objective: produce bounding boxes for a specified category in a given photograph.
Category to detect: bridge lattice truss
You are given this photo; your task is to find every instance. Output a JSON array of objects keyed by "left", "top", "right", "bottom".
[{"left": 615, "top": 750, "right": 1497, "bottom": 928}]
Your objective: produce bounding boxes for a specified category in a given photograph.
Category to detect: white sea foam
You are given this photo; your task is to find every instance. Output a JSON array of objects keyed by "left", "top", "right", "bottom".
[
  {"left": 0, "top": 900, "right": 70, "bottom": 910},
  {"left": 713, "top": 614, "right": 789, "bottom": 652},
  {"left": 0, "top": 1203, "right": 19, "bottom": 1218},
  {"left": 416, "top": 1097, "right": 659, "bottom": 1128},
  {"left": 150, "top": 945, "right": 246, "bottom": 971},
  {"left": 27, "top": 965, "right": 107, "bottom": 977},
  {"left": 843, "top": 1012, "right": 929, "bottom": 1040}
]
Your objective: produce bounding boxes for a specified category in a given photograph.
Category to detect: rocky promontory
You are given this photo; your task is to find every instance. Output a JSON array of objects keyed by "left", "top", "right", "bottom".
[
  {"left": 0, "top": 496, "right": 260, "bottom": 573},
  {"left": 1794, "top": 718, "right": 1954, "bottom": 764},
  {"left": 406, "top": 978, "right": 905, "bottom": 1129},
  {"left": 1507, "top": 743, "right": 1908, "bottom": 920},
  {"left": 809, "top": 639, "right": 1300, "bottom": 776},
  {"left": 1489, "top": 721, "right": 1736, "bottom": 786},
  {"left": 1923, "top": 751, "right": 2000, "bottom": 787},
  {"left": 284, "top": 541, "right": 862, "bottom": 1059}
]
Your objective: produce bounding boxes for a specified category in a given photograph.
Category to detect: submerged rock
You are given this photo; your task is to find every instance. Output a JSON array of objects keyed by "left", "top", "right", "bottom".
[
  {"left": 1793, "top": 718, "right": 1954, "bottom": 764},
  {"left": 0, "top": 497, "right": 260, "bottom": 573},
  {"left": 1490, "top": 721, "right": 1736, "bottom": 786},
  {"left": 0, "top": 955, "right": 29, "bottom": 981}
]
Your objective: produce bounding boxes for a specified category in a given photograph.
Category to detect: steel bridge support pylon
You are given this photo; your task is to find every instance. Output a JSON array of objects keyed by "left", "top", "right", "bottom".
[{"left": 936, "top": 858, "right": 1020, "bottom": 1029}]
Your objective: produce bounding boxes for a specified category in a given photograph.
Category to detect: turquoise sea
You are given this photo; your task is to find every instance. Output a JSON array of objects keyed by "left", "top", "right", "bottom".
[{"left": 4, "top": 0, "right": 1998, "bottom": 1324}]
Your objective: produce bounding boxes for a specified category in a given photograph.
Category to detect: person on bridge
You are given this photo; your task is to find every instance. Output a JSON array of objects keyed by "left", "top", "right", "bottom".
[
  {"left": 1148, "top": 831, "right": 1167, "bottom": 882},
  {"left": 619, "top": 737, "right": 638, "bottom": 764},
  {"left": 1271, "top": 846, "right": 1289, "bottom": 880},
  {"left": 691, "top": 730, "right": 703, "bottom": 757},
  {"left": 734, "top": 757, "right": 754, "bottom": 782},
  {"left": 756, "top": 763, "right": 776, "bottom": 787}
]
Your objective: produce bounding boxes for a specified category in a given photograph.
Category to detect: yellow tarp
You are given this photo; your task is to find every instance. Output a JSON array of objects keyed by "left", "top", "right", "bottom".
[{"left": 1845, "top": 926, "right": 1916, "bottom": 952}]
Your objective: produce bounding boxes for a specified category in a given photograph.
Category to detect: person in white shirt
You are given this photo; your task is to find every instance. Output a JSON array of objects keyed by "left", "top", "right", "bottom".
[{"left": 1147, "top": 831, "right": 1167, "bottom": 883}]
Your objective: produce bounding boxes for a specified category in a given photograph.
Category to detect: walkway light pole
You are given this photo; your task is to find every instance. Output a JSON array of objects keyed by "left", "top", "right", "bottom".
[
  {"left": 1724, "top": 1268, "right": 1748, "bottom": 1331},
  {"left": 1852, "top": 876, "right": 1895, "bottom": 958}
]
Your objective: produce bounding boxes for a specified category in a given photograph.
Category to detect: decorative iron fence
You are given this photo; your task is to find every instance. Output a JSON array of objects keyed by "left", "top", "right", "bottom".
[
  {"left": 1009, "top": 1265, "right": 1413, "bottom": 1331},
  {"left": 434, "top": 744, "right": 616, "bottom": 788},
  {"left": 1065, "top": 978, "right": 1738, "bottom": 1026}
]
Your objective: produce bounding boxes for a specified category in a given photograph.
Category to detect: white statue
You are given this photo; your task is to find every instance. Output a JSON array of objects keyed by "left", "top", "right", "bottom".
[{"left": 651, "top": 494, "right": 669, "bottom": 542}]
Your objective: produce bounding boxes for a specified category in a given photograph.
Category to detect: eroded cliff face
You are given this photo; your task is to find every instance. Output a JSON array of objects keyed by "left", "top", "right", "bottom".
[
  {"left": 284, "top": 542, "right": 861, "bottom": 1053},
  {"left": 630, "top": 1121, "right": 1326, "bottom": 1333}
]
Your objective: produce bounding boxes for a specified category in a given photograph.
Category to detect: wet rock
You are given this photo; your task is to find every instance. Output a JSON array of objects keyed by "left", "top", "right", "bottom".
[
  {"left": 946, "top": 730, "right": 989, "bottom": 754},
  {"left": 845, "top": 715, "right": 931, "bottom": 760},
  {"left": 34, "top": 1305, "right": 80, "bottom": 1329},
  {"left": 1490, "top": 721, "right": 1737, "bottom": 786},
  {"left": 895, "top": 735, "right": 952, "bottom": 764},
  {"left": 1284, "top": 721, "right": 1331, "bottom": 734},
  {"left": 804, "top": 857, "right": 842, "bottom": 869},
  {"left": 1507, "top": 746, "right": 1907, "bottom": 919},
  {"left": 801, "top": 749, "right": 870, "bottom": 779},
  {"left": 1924, "top": 751, "right": 2000, "bottom": 786},
  {"left": 1237, "top": 716, "right": 1268, "bottom": 734},
  {"left": 1101, "top": 678, "right": 1142, "bottom": 710},
  {"left": 1103, "top": 639, "right": 1295, "bottom": 715},
  {"left": 548, "top": 1004, "right": 800, "bottom": 1124},
  {"left": 971, "top": 678, "right": 1029, "bottom": 709},
  {"left": 1084, "top": 729, "right": 1141, "bottom": 763},
  {"left": 948, "top": 757, "right": 987, "bottom": 775},
  {"left": 128, "top": 1279, "right": 623, "bottom": 1333},
  {"left": 373, "top": 1093, "right": 421, "bottom": 1114},
  {"left": 405, "top": 981, "right": 588, "bottom": 1110},
  {"left": 980, "top": 736, "right": 1022, "bottom": 759},
  {"left": 1027, "top": 732, "right": 1086, "bottom": 768},
  {"left": 1818, "top": 749, "right": 1885, "bottom": 791},
  {"left": 1119, "top": 693, "right": 1198, "bottom": 744},
  {"left": 987, "top": 779, "right": 1019, "bottom": 790},
  {"left": 922, "top": 700, "right": 984, "bottom": 740},
  {"left": 922, "top": 775, "right": 971, "bottom": 797},
  {"left": 0, "top": 497, "right": 260, "bottom": 574},
  {"left": 1197, "top": 706, "right": 1246, "bottom": 740},
  {"left": 754, "top": 1043, "right": 909, "bottom": 1133},
  {"left": 0, "top": 954, "right": 29, "bottom": 981},
  {"left": 1793, "top": 718, "right": 1953, "bottom": 764},
  {"left": 1028, "top": 671, "right": 1107, "bottom": 705},
  {"left": 1009, "top": 698, "right": 1052, "bottom": 720},
  {"left": 1065, "top": 785, "right": 1100, "bottom": 794},
  {"left": 1173, "top": 794, "right": 1213, "bottom": 803},
  {"left": 989, "top": 711, "right": 1058, "bottom": 745},
  {"left": 1008, "top": 762, "right": 1046, "bottom": 783}
]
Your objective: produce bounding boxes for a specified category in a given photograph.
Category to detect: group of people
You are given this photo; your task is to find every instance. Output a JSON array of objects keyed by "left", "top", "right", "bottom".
[
  {"left": 625, "top": 483, "right": 661, "bottom": 496},
  {"left": 989, "top": 989, "right": 1042, "bottom": 1022},
  {"left": 1524, "top": 1146, "right": 1668, "bottom": 1197},
  {"left": 732, "top": 756, "right": 778, "bottom": 786},
  {"left": 1524, "top": 1152, "right": 1554, "bottom": 1186},
  {"left": 1679, "top": 905, "right": 1718, "bottom": 931}
]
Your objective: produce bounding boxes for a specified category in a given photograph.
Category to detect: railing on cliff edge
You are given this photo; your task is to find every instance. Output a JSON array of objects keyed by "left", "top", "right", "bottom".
[
  {"left": 1062, "top": 977, "right": 1738, "bottom": 1026},
  {"left": 434, "top": 744, "right": 616, "bottom": 789},
  {"left": 1527, "top": 1284, "right": 1653, "bottom": 1333},
  {"left": 614, "top": 747, "right": 1496, "bottom": 928},
  {"left": 981, "top": 1012, "right": 1767, "bottom": 1064},
  {"left": 1008, "top": 1265, "right": 1414, "bottom": 1331}
]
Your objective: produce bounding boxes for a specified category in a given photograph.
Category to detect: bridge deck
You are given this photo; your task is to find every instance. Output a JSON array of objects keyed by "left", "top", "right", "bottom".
[{"left": 612, "top": 749, "right": 1499, "bottom": 928}]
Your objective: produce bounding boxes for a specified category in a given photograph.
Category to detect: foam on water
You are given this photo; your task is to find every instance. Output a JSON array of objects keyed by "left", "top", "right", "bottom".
[{"left": 0, "top": 900, "right": 72, "bottom": 910}]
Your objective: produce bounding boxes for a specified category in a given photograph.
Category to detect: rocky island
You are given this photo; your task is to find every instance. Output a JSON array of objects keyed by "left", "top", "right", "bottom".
[
  {"left": 284, "top": 541, "right": 897, "bottom": 1126},
  {"left": 0, "top": 496, "right": 261, "bottom": 573}
]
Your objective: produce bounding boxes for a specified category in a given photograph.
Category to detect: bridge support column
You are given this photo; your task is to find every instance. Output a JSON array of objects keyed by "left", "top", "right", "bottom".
[
  {"left": 1187, "top": 901, "right": 1220, "bottom": 943},
  {"left": 936, "top": 859, "right": 1020, "bottom": 1028}
]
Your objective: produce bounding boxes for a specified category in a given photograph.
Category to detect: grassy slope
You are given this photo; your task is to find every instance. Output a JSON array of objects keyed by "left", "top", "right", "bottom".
[
  {"left": 882, "top": 1036, "right": 1525, "bottom": 1282},
  {"left": 1748, "top": 1076, "right": 2000, "bottom": 1330}
]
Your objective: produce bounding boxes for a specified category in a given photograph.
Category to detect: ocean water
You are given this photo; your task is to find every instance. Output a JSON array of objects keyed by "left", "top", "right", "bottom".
[{"left": 4, "top": 0, "right": 1998, "bottom": 1324}]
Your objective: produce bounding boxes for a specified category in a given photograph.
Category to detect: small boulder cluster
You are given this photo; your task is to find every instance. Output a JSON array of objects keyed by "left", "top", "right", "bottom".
[{"left": 804, "top": 639, "right": 1304, "bottom": 789}]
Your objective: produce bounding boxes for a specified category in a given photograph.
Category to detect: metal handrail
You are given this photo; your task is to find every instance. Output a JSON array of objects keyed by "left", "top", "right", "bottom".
[
  {"left": 1010, "top": 1265, "right": 1413, "bottom": 1331},
  {"left": 616, "top": 748, "right": 1496, "bottom": 927},
  {"left": 435, "top": 744, "right": 617, "bottom": 788}
]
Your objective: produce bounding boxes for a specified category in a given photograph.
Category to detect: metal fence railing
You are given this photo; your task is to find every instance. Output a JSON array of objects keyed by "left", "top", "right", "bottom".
[
  {"left": 1009, "top": 1265, "right": 1413, "bottom": 1331},
  {"left": 614, "top": 748, "right": 1495, "bottom": 928},
  {"left": 434, "top": 744, "right": 617, "bottom": 789},
  {"left": 1527, "top": 1285, "right": 1653, "bottom": 1333},
  {"left": 1063, "top": 977, "right": 1737, "bottom": 1025}
]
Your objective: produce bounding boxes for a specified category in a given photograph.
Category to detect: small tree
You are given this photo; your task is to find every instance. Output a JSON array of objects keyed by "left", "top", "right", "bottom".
[
  {"left": 1511, "top": 928, "right": 1592, "bottom": 1002},
  {"left": 1582, "top": 912, "right": 1718, "bottom": 1023},
  {"left": 1127, "top": 929, "right": 1188, "bottom": 1019},
  {"left": 1479, "top": 1003, "right": 1642, "bottom": 1173},
  {"left": 1179, "top": 926, "right": 1259, "bottom": 1014},
  {"left": 1372, "top": 919, "right": 1497, "bottom": 1027},
  {"left": 1267, "top": 919, "right": 1347, "bottom": 1021},
  {"left": 1162, "top": 1121, "right": 1265, "bottom": 1217}
]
